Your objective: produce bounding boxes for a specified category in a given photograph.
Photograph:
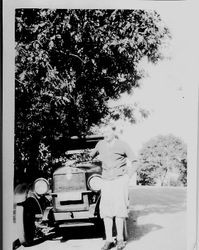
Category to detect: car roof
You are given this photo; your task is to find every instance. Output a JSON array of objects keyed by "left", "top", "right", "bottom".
[
  {"left": 67, "top": 135, "right": 104, "bottom": 150},
  {"left": 52, "top": 135, "right": 104, "bottom": 153}
]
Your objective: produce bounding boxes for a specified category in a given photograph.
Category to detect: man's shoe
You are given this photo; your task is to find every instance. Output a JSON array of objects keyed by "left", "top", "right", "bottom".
[
  {"left": 116, "top": 240, "right": 126, "bottom": 250},
  {"left": 101, "top": 241, "right": 115, "bottom": 250}
]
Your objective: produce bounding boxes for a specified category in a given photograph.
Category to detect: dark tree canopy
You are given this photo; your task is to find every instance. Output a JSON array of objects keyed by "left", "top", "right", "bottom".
[
  {"left": 15, "top": 9, "right": 170, "bottom": 184},
  {"left": 137, "top": 135, "right": 187, "bottom": 186}
]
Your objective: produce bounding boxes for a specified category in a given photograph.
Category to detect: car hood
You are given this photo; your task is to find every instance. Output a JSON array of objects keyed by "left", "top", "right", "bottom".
[{"left": 53, "top": 161, "right": 101, "bottom": 175}]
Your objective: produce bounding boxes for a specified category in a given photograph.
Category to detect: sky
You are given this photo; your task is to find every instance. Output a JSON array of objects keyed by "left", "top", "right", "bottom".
[{"left": 108, "top": 6, "right": 199, "bottom": 154}]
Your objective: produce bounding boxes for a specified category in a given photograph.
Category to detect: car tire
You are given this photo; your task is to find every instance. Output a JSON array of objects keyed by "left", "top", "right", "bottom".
[
  {"left": 94, "top": 217, "right": 105, "bottom": 238},
  {"left": 16, "top": 197, "right": 43, "bottom": 246}
]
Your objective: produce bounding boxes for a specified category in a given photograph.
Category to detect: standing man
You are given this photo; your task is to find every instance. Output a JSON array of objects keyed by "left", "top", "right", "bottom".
[{"left": 91, "top": 125, "right": 137, "bottom": 250}]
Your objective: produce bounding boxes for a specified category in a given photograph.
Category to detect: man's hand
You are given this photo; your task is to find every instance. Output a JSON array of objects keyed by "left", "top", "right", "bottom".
[{"left": 90, "top": 147, "right": 98, "bottom": 160}]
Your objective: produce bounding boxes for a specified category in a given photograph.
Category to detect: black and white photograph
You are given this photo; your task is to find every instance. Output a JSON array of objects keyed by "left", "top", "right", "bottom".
[{"left": 2, "top": 1, "right": 199, "bottom": 250}]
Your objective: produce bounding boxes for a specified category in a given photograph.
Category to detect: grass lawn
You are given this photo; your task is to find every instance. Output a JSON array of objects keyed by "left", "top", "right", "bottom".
[{"left": 126, "top": 186, "right": 187, "bottom": 250}]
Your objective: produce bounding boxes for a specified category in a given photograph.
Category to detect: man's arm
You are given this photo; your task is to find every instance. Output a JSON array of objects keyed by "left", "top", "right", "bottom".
[
  {"left": 90, "top": 141, "right": 100, "bottom": 160},
  {"left": 124, "top": 142, "right": 139, "bottom": 178}
]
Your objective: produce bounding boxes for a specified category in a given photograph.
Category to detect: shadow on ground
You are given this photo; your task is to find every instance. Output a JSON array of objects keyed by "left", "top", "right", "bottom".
[
  {"left": 19, "top": 236, "right": 54, "bottom": 248},
  {"left": 126, "top": 211, "right": 163, "bottom": 242},
  {"left": 55, "top": 226, "right": 104, "bottom": 243},
  {"left": 21, "top": 226, "right": 103, "bottom": 248}
]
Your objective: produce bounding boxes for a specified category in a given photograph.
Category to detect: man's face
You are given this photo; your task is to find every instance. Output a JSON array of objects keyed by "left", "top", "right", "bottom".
[{"left": 104, "top": 127, "right": 115, "bottom": 142}]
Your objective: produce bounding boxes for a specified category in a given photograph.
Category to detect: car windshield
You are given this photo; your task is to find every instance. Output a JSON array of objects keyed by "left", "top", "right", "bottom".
[
  {"left": 52, "top": 135, "right": 103, "bottom": 169},
  {"left": 66, "top": 149, "right": 92, "bottom": 163}
]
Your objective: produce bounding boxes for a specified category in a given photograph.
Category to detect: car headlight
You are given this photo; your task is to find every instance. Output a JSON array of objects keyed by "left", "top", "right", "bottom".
[
  {"left": 34, "top": 178, "right": 49, "bottom": 195},
  {"left": 87, "top": 174, "right": 102, "bottom": 192}
]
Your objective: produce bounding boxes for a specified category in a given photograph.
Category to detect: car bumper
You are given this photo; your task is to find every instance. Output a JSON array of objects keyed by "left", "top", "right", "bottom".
[{"left": 53, "top": 209, "right": 96, "bottom": 221}]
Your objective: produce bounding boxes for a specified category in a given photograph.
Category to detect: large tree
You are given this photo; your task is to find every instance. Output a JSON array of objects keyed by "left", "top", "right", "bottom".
[
  {"left": 137, "top": 135, "right": 187, "bottom": 186},
  {"left": 15, "top": 9, "right": 170, "bottom": 184}
]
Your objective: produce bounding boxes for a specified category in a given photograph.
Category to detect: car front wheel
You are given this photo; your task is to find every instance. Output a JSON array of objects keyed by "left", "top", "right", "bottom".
[{"left": 16, "top": 197, "right": 44, "bottom": 246}]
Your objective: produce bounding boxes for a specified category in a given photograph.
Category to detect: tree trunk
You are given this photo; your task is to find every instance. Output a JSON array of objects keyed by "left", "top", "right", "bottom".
[{"left": 161, "top": 168, "right": 168, "bottom": 186}]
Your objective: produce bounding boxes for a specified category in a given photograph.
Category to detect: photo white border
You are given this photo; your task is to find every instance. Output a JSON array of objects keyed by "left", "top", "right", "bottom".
[{"left": 3, "top": 1, "right": 199, "bottom": 249}]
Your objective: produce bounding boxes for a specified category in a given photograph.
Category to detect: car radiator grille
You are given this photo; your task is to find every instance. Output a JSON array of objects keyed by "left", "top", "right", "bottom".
[
  {"left": 53, "top": 172, "right": 86, "bottom": 192},
  {"left": 53, "top": 172, "right": 89, "bottom": 212}
]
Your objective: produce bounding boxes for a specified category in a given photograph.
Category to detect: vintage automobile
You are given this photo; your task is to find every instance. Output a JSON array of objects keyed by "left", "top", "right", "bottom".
[{"left": 14, "top": 135, "right": 105, "bottom": 246}]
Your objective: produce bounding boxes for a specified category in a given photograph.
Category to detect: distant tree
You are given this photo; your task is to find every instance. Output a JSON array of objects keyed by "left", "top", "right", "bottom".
[
  {"left": 178, "top": 159, "right": 187, "bottom": 186},
  {"left": 137, "top": 135, "right": 187, "bottom": 186},
  {"left": 15, "top": 9, "right": 170, "bottom": 184}
]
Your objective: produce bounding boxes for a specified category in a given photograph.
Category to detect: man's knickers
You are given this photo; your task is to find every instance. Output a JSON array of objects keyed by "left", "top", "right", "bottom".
[{"left": 99, "top": 174, "right": 129, "bottom": 218}]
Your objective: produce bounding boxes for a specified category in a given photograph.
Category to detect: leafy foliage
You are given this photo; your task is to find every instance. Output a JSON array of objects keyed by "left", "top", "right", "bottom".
[
  {"left": 137, "top": 135, "right": 187, "bottom": 186},
  {"left": 15, "top": 9, "right": 170, "bottom": 185},
  {"left": 108, "top": 103, "right": 150, "bottom": 124}
]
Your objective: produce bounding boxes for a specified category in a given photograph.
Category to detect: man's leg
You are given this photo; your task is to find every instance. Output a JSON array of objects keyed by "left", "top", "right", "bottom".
[
  {"left": 101, "top": 217, "right": 115, "bottom": 250},
  {"left": 103, "top": 217, "right": 113, "bottom": 242},
  {"left": 115, "top": 217, "right": 124, "bottom": 241},
  {"left": 115, "top": 217, "right": 126, "bottom": 250}
]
